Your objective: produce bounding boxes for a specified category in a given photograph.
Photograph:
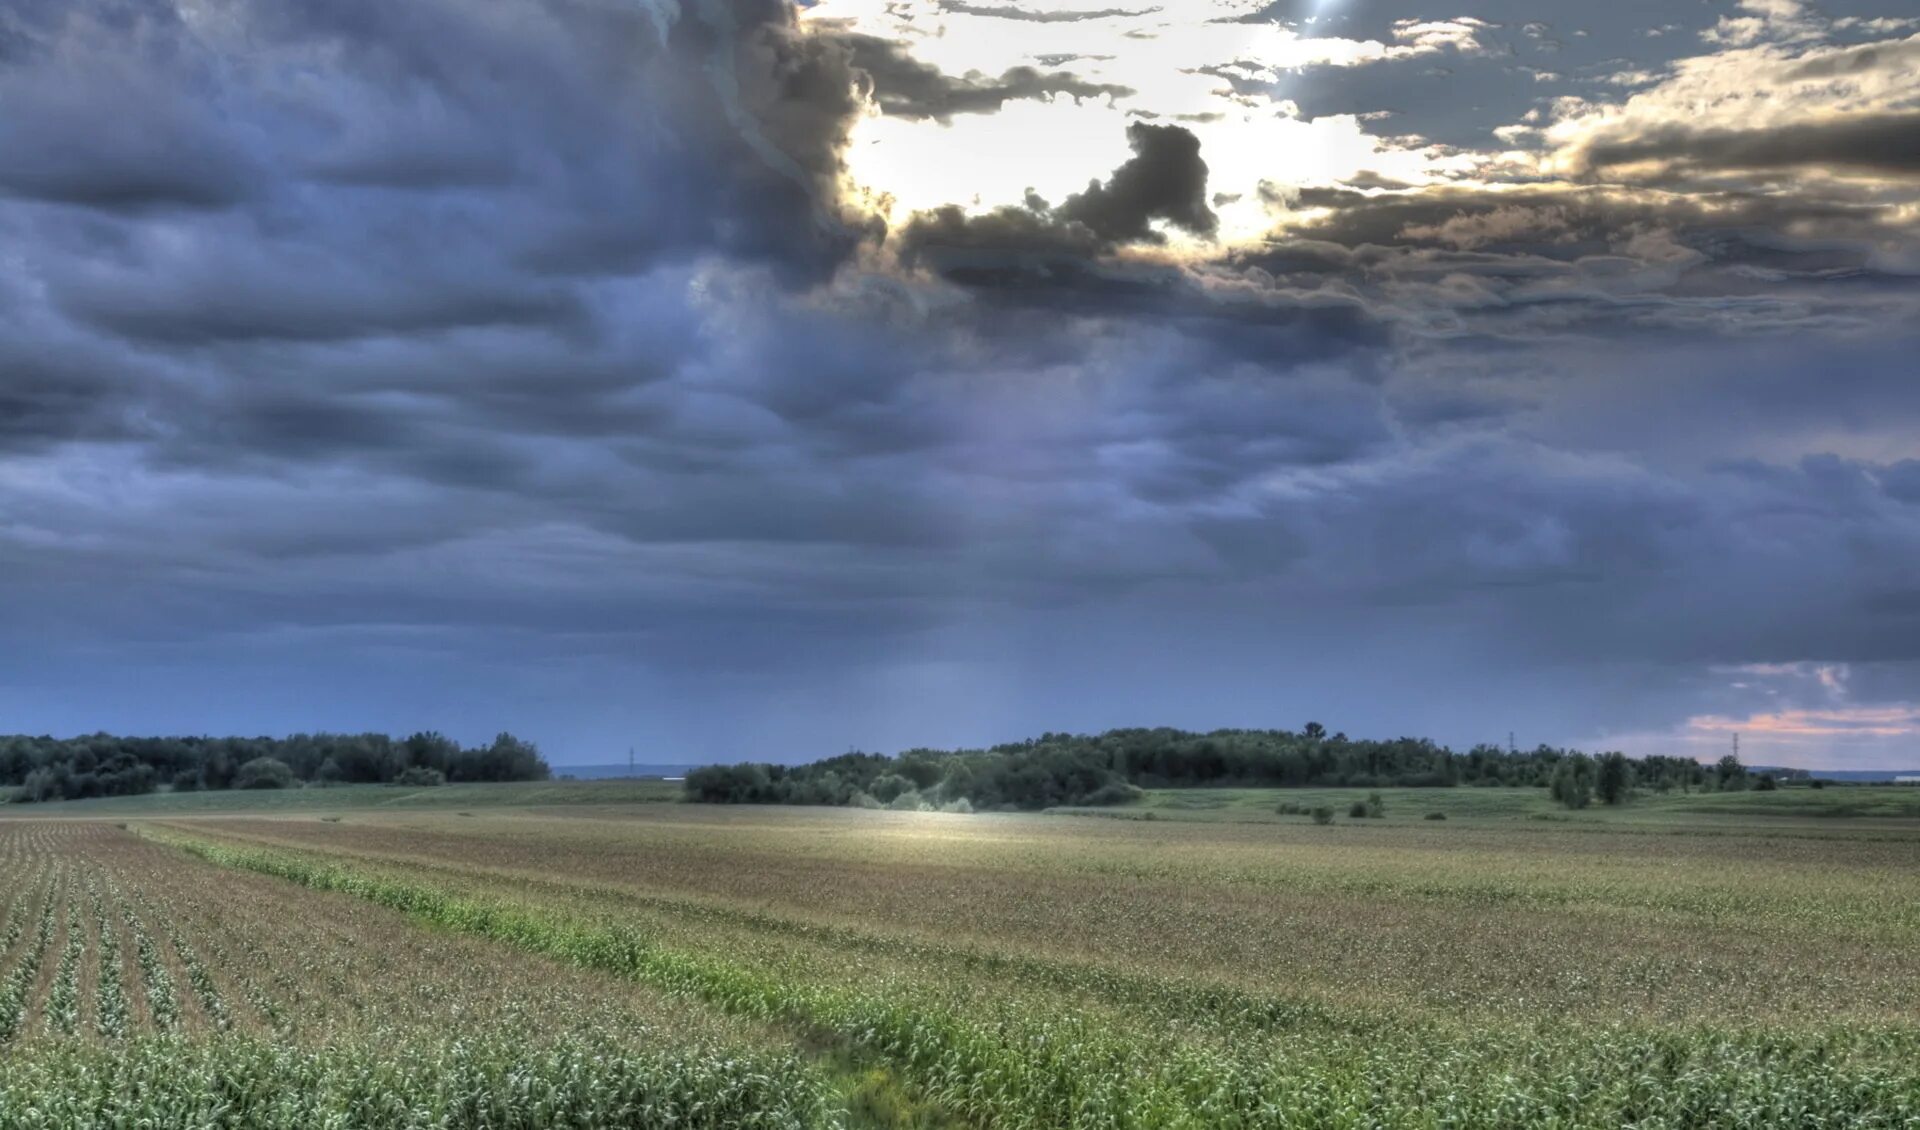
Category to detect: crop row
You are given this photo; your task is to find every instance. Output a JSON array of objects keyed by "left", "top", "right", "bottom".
[
  {"left": 0, "top": 824, "right": 850, "bottom": 1128},
  {"left": 156, "top": 826, "right": 1920, "bottom": 1129}
]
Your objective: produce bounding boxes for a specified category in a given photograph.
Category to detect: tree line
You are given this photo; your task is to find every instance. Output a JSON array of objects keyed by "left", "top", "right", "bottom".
[
  {"left": 1, "top": 732, "right": 550, "bottom": 804},
  {"left": 684, "top": 726, "right": 1786, "bottom": 812}
]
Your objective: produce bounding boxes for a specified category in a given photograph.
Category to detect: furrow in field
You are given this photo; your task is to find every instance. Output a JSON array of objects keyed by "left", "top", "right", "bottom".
[
  {"left": 86, "top": 875, "right": 130, "bottom": 1040},
  {"left": 0, "top": 868, "right": 61, "bottom": 1043},
  {"left": 41, "top": 893, "right": 85, "bottom": 1038},
  {"left": 149, "top": 821, "right": 1920, "bottom": 1128}
]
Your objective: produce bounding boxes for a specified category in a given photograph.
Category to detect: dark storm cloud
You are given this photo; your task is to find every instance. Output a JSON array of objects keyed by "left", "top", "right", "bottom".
[
  {"left": 833, "top": 32, "right": 1133, "bottom": 121},
  {"left": 1225, "top": 183, "right": 1920, "bottom": 352},
  {"left": 1060, "top": 122, "right": 1218, "bottom": 241},
  {"left": 1578, "top": 111, "right": 1920, "bottom": 177},
  {"left": 0, "top": 347, "right": 152, "bottom": 452},
  {"left": 898, "top": 121, "right": 1219, "bottom": 278},
  {"left": 5, "top": 0, "right": 1920, "bottom": 763},
  {"left": 0, "top": 4, "right": 258, "bottom": 210}
]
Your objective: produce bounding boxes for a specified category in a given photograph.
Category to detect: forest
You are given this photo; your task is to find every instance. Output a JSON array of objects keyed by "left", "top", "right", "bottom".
[
  {"left": 0, "top": 731, "right": 549, "bottom": 803},
  {"left": 684, "top": 726, "right": 1781, "bottom": 811}
]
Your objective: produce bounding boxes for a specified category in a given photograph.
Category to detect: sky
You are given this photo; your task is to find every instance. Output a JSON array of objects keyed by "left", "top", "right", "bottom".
[{"left": 2, "top": 0, "right": 1918, "bottom": 769}]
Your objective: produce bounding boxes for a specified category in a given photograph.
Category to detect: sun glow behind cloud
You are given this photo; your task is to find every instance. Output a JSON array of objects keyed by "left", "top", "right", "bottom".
[{"left": 807, "top": 0, "right": 1484, "bottom": 246}]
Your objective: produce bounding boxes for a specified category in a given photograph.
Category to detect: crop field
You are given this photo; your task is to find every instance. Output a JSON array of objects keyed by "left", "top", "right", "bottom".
[
  {"left": 4, "top": 793, "right": 1920, "bottom": 1126},
  {"left": 0, "top": 822, "right": 837, "bottom": 1127}
]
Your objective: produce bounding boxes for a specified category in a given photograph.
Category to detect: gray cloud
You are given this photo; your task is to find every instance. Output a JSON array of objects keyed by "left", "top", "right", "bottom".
[
  {"left": 898, "top": 121, "right": 1219, "bottom": 277},
  {"left": 4, "top": 0, "right": 1920, "bottom": 764},
  {"left": 835, "top": 32, "right": 1133, "bottom": 121},
  {"left": 1579, "top": 111, "right": 1920, "bottom": 177},
  {"left": 1060, "top": 122, "right": 1218, "bottom": 240}
]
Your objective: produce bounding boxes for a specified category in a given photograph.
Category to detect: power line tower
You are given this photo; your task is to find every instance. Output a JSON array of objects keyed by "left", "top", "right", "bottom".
[
  {"left": 1732, "top": 733, "right": 1739, "bottom": 763},
  {"left": 628, "top": 745, "right": 635, "bottom": 778},
  {"left": 1508, "top": 731, "right": 1516, "bottom": 755}
]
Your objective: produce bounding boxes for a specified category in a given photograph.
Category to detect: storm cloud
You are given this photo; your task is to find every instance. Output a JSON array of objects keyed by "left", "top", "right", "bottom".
[
  {"left": 833, "top": 31, "right": 1134, "bottom": 120},
  {"left": 3, "top": 0, "right": 1919, "bottom": 768}
]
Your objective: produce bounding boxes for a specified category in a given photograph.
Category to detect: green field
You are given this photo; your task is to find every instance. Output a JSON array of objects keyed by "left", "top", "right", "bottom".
[
  {"left": 1083, "top": 782, "right": 1920, "bottom": 827},
  {"left": 2, "top": 783, "right": 1919, "bottom": 1126}
]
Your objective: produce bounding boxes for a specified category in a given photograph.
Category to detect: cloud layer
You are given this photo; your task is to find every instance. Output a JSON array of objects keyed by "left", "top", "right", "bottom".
[{"left": 2, "top": 0, "right": 1918, "bottom": 766}]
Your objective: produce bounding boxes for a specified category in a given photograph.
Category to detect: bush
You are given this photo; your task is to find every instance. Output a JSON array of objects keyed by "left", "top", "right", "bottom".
[
  {"left": 848, "top": 791, "right": 882, "bottom": 809},
  {"left": 1424, "top": 811, "right": 1447, "bottom": 820},
  {"left": 1347, "top": 801, "right": 1368, "bottom": 819},
  {"left": 1550, "top": 756, "right": 1595, "bottom": 810},
  {"left": 1275, "top": 801, "right": 1306, "bottom": 816},
  {"left": 885, "top": 790, "right": 926, "bottom": 811},
  {"left": 1755, "top": 773, "right": 1778, "bottom": 792},
  {"left": 233, "top": 757, "right": 295, "bottom": 790},
  {"left": 1596, "top": 752, "right": 1631, "bottom": 805},
  {"left": 869, "top": 774, "right": 916, "bottom": 804},
  {"left": 938, "top": 797, "right": 975, "bottom": 814},
  {"left": 1311, "top": 806, "right": 1334, "bottom": 825},
  {"left": 1811, "top": 778, "right": 1827, "bottom": 789},
  {"left": 1365, "top": 791, "right": 1385, "bottom": 818},
  {"left": 170, "top": 770, "right": 202, "bottom": 793},
  {"left": 395, "top": 766, "right": 447, "bottom": 787},
  {"left": 1079, "top": 781, "right": 1143, "bottom": 807}
]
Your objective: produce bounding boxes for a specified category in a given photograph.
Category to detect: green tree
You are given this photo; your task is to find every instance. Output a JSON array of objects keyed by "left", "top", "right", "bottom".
[
  {"left": 234, "top": 757, "right": 295, "bottom": 790},
  {"left": 1716, "top": 753, "right": 1749, "bottom": 792},
  {"left": 1595, "top": 752, "right": 1631, "bottom": 805},
  {"left": 1550, "top": 755, "right": 1594, "bottom": 810}
]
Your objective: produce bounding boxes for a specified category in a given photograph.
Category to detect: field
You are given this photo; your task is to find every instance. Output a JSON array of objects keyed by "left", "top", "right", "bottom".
[{"left": 3, "top": 787, "right": 1920, "bottom": 1126}]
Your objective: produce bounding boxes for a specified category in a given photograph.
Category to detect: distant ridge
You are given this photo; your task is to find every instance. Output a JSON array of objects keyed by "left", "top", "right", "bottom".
[{"left": 553, "top": 762, "right": 698, "bottom": 780}]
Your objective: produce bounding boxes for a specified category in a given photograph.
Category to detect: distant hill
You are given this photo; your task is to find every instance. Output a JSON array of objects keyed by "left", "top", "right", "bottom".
[
  {"left": 553, "top": 762, "right": 698, "bottom": 780},
  {"left": 1804, "top": 769, "right": 1920, "bottom": 783}
]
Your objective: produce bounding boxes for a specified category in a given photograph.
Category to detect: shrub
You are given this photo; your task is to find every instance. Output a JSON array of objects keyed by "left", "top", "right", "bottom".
[
  {"left": 1424, "top": 811, "right": 1447, "bottom": 820},
  {"left": 1079, "top": 781, "right": 1143, "bottom": 807},
  {"left": 885, "top": 790, "right": 926, "bottom": 812},
  {"left": 1311, "top": 806, "right": 1334, "bottom": 825},
  {"left": 1364, "top": 791, "right": 1385, "bottom": 818},
  {"left": 395, "top": 766, "right": 447, "bottom": 787},
  {"left": 939, "top": 797, "right": 975, "bottom": 814},
  {"left": 1275, "top": 801, "right": 1306, "bottom": 816},
  {"left": 233, "top": 757, "right": 295, "bottom": 790},
  {"left": 848, "top": 791, "right": 883, "bottom": 809},
  {"left": 1348, "top": 801, "right": 1368, "bottom": 819},
  {"left": 1550, "top": 756, "right": 1595, "bottom": 809},
  {"left": 1755, "top": 773, "right": 1778, "bottom": 791},
  {"left": 869, "top": 774, "right": 916, "bottom": 804},
  {"left": 1596, "top": 752, "right": 1631, "bottom": 805}
]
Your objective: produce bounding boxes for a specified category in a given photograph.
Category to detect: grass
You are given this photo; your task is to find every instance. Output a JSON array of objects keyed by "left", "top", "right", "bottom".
[
  {"left": 1055, "top": 782, "right": 1920, "bottom": 828},
  {"left": 4, "top": 789, "right": 1920, "bottom": 1125}
]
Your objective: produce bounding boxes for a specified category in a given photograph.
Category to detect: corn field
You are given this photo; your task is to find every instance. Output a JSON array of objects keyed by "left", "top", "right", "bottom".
[
  {"left": 0, "top": 823, "right": 837, "bottom": 1128},
  {"left": 3, "top": 805, "right": 1920, "bottom": 1127}
]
